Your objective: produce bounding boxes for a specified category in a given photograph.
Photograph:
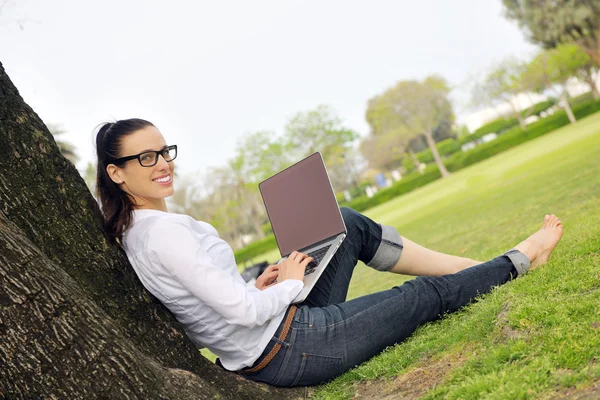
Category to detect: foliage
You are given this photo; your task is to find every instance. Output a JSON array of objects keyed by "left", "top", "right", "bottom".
[
  {"left": 502, "top": 0, "right": 600, "bottom": 64},
  {"left": 283, "top": 105, "right": 360, "bottom": 191},
  {"left": 365, "top": 75, "right": 454, "bottom": 176},
  {"left": 472, "top": 57, "right": 534, "bottom": 129},
  {"left": 233, "top": 234, "right": 277, "bottom": 266},
  {"left": 171, "top": 105, "right": 359, "bottom": 248},
  {"left": 359, "top": 131, "right": 405, "bottom": 171},
  {"left": 415, "top": 138, "right": 461, "bottom": 164},
  {"left": 523, "top": 44, "right": 591, "bottom": 123},
  {"left": 458, "top": 98, "right": 557, "bottom": 146}
]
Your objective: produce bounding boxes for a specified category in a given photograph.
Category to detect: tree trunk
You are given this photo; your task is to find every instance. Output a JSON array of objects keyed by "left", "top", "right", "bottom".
[
  {"left": 582, "top": 73, "right": 600, "bottom": 99},
  {"left": 560, "top": 94, "right": 577, "bottom": 124},
  {"left": 0, "top": 62, "right": 303, "bottom": 399},
  {"left": 517, "top": 114, "right": 527, "bottom": 130},
  {"left": 582, "top": 43, "right": 600, "bottom": 66},
  {"left": 424, "top": 131, "right": 450, "bottom": 177},
  {"left": 510, "top": 100, "right": 528, "bottom": 130}
]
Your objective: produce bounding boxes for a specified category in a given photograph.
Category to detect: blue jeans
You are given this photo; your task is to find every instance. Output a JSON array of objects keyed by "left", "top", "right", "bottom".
[{"left": 242, "top": 207, "right": 528, "bottom": 387}]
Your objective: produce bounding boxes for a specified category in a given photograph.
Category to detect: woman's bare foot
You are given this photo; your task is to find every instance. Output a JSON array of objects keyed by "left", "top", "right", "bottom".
[{"left": 514, "top": 214, "right": 563, "bottom": 269}]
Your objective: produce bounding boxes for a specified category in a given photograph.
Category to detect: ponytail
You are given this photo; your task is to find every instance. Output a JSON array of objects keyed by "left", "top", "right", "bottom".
[{"left": 95, "top": 119, "right": 154, "bottom": 244}]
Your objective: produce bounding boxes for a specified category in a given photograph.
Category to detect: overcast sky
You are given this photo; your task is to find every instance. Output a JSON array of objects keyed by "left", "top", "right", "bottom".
[{"left": 1, "top": 0, "right": 537, "bottom": 176}]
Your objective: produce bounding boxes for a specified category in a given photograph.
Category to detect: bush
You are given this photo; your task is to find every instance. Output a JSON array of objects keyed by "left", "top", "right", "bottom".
[
  {"left": 416, "top": 138, "right": 461, "bottom": 163},
  {"left": 459, "top": 118, "right": 519, "bottom": 145},
  {"left": 403, "top": 154, "right": 417, "bottom": 173},
  {"left": 458, "top": 99, "right": 557, "bottom": 146},
  {"left": 526, "top": 98, "right": 557, "bottom": 116},
  {"left": 446, "top": 98, "right": 600, "bottom": 172},
  {"left": 343, "top": 166, "right": 441, "bottom": 213},
  {"left": 234, "top": 234, "right": 277, "bottom": 264}
]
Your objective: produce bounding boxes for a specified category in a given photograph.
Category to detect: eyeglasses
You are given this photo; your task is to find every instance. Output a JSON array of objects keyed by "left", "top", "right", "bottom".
[{"left": 110, "top": 145, "right": 178, "bottom": 167}]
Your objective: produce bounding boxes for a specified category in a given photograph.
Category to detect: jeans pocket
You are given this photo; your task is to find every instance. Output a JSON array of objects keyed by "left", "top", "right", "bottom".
[
  {"left": 293, "top": 306, "right": 312, "bottom": 327},
  {"left": 291, "top": 352, "right": 345, "bottom": 387}
]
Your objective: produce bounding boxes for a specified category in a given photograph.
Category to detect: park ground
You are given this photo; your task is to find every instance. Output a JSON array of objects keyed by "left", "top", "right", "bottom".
[{"left": 253, "top": 113, "right": 600, "bottom": 399}]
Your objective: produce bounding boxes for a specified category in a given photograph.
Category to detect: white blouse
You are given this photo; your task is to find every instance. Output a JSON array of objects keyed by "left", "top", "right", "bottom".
[{"left": 122, "top": 209, "right": 303, "bottom": 371}]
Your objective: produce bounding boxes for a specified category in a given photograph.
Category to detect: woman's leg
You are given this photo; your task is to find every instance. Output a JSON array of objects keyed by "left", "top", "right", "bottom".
[
  {"left": 390, "top": 236, "right": 482, "bottom": 276},
  {"left": 302, "top": 207, "right": 488, "bottom": 308},
  {"left": 259, "top": 215, "right": 563, "bottom": 387}
]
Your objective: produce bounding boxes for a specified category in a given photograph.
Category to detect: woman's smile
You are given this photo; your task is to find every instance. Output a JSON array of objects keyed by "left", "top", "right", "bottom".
[{"left": 152, "top": 174, "right": 172, "bottom": 186}]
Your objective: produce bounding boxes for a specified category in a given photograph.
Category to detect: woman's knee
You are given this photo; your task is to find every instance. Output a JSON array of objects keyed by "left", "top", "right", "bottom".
[{"left": 340, "top": 207, "right": 367, "bottom": 232}]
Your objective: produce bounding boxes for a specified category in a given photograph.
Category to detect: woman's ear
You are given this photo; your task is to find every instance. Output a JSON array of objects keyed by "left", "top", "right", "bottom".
[{"left": 106, "top": 164, "right": 123, "bottom": 184}]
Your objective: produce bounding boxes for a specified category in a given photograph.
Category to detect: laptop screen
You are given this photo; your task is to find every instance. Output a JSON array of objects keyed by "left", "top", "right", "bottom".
[{"left": 259, "top": 152, "right": 346, "bottom": 257}]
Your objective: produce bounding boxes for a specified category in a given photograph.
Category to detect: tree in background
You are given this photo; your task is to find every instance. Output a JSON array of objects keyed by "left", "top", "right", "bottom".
[
  {"left": 471, "top": 57, "right": 535, "bottom": 130},
  {"left": 284, "top": 105, "right": 359, "bottom": 190},
  {"left": 359, "top": 130, "right": 405, "bottom": 171},
  {"left": 523, "top": 44, "right": 591, "bottom": 123},
  {"left": 365, "top": 75, "right": 453, "bottom": 177},
  {"left": 47, "top": 123, "right": 79, "bottom": 165},
  {"left": 168, "top": 107, "right": 359, "bottom": 249},
  {"left": 502, "top": 0, "right": 600, "bottom": 64},
  {"left": 569, "top": 45, "right": 600, "bottom": 99}
]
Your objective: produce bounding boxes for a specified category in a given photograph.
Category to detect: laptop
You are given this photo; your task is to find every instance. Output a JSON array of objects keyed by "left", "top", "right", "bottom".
[{"left": 259, "top": 152, "right": 347, "bottom": 303}]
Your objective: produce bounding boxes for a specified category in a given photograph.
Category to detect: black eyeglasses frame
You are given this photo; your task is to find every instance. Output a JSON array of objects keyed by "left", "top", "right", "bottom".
[{"left": 109, "top": 145, "right": 178, "bottom": 167}]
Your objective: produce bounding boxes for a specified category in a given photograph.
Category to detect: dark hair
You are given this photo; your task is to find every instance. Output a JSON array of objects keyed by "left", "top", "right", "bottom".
[{"left": 95, "top": 118, "right": 155, "bottom": 244}]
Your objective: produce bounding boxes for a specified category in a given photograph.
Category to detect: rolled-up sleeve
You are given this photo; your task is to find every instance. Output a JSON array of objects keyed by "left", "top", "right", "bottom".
[{"left": 147, "top": 219, "right": 303, "bottom": 328}]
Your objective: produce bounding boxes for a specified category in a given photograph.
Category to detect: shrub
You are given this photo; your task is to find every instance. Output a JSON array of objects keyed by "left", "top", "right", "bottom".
[
  {"left": 459, "top": 118, "right": 519, "bottom": 145},
  {"left": 403, "top": 154, "right": 417, "bottom": 173},
  {"left": 343, "top": 166, "right": 441, "bottom": 213},
  {"left": 416, "top": 138, "right": 461, "bottom": 163},
  {"left": 234, "top": 234, "right": 277, "bottom": 265},
  {"left": 446, "top": 98, "right": 600, "bottom": 171},
  {"left": 458, "top": 99, "right": 557, "bottom": 146}
]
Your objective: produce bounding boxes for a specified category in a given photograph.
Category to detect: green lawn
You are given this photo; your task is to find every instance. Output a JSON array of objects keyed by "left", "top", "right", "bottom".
[{"left": 307, "top": 113, "right": 600, "bottom": 398}]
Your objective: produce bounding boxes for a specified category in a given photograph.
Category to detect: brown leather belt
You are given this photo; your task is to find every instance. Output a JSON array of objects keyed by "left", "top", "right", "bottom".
[{"left": 239, "top": 305, "right": 297, "bottom": 374}]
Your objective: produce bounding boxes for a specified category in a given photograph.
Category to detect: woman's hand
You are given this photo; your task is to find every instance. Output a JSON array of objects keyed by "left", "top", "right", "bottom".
[
  {"left": 277, "top": 251, "right": 313, "bottom": 282},
  {"left": 255, "top": 264, "right": 280, "bottom": 290}
]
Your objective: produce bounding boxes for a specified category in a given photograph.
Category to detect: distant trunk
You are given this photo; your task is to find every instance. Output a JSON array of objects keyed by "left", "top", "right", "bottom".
[
  {"left": 517, "top": 114, "right": 527, "bottom": 130},
  {"left": 510, "top": 101, "right": 527, "bottom": 130},
  {"left": 561, "top": 94, "right": 577, "bottom": 124},
  {"left": 581, "top": 42, "right": 600, "bottom": 66},
  {"left": 581, "top": 72, "right": 600, "bottom": 99},
  {"left": 0, "top": 61, "right": 302, "bottom": 399},
  {"left": 424, "top": 131, "right": 450, "bottom": 177}
]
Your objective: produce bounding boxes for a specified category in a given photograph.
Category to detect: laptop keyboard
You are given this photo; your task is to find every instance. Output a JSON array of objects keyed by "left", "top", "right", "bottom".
[{"left": 304, "top": 245, "right": 331, "bottom": 276}]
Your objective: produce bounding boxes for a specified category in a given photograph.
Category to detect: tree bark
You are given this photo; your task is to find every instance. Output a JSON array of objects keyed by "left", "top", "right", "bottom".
[
  {"left": 423, "top": 131, "right": 450, "bottom": 177},
  {"left": 0, "top": 62, "right": 303, "bottom": 399}
]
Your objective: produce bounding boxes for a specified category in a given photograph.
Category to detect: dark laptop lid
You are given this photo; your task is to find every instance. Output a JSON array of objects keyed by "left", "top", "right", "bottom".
[{"left": 259, "top": 152, "right": 346, "bottom": 257}]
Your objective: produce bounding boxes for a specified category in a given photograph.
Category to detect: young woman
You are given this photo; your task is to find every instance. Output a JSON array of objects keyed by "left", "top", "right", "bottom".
[{"left": 96, "top": 118, "right": 563, "bottom": 387}]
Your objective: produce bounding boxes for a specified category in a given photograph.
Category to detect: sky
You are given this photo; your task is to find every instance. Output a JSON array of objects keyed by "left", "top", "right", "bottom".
[{"left": 0, "top": 0, "right": 538, "bottom": 176}]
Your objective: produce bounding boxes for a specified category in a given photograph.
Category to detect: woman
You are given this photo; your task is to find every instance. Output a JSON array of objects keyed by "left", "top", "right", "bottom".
[{"left": 96, "top": 118, "right": 563, "bottom": 387}]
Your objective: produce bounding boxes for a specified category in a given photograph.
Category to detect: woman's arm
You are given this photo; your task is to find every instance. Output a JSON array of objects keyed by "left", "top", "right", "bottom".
[{"left": 147, "top": 219, "right": 303, "bottom": 328}]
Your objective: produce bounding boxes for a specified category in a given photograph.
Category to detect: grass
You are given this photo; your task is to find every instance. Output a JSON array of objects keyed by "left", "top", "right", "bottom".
[{"left": 307, "top": 113, "right": 600, "bottom": 398}]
